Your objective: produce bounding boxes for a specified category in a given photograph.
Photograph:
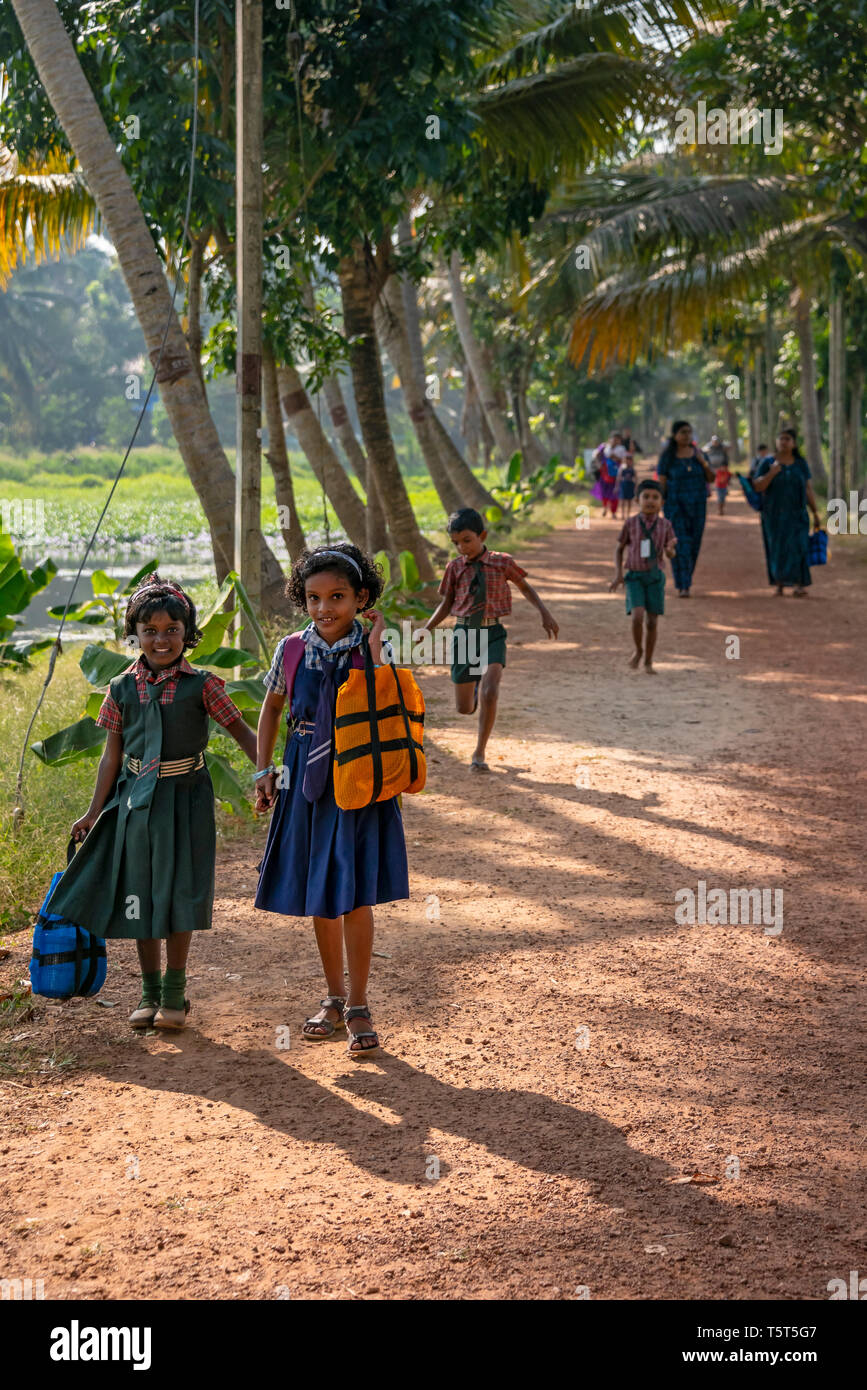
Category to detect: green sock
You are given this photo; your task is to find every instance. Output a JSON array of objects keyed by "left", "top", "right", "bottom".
[
  {"left": 139, "top": 970, "right": 162, "bottom": 1009},
  {"left": 161, "top": 967, "right": 186, "bottom": 1011}
]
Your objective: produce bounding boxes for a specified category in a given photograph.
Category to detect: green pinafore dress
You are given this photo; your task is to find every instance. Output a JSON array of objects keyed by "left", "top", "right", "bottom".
[{"left": 45, "top": 668, "right": 216, "bottom": 940}]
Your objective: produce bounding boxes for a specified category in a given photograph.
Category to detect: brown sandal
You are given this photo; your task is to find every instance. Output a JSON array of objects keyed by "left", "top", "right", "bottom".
[
  {"left": 346, "top": 1005, "right": 380, "bottom": 1058},
  {"left": 301, "top": 995, "right": 346, "bottom": 1042}
]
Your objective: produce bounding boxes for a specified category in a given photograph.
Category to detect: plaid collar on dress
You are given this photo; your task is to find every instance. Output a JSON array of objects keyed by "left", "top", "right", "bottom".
[
  {"left": 128, "top": 653, "right": 197, "bottom": 704},
  {"left": 300, "top": 618, "right": 363, "bottom": 671}
]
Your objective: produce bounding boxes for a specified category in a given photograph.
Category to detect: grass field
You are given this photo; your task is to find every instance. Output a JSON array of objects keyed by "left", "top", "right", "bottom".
[{"left": 0, "top": 443, "right": 477, "bottom": 555}]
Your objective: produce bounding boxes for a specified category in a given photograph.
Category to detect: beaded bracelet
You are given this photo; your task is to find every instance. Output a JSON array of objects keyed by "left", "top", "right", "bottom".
[{"left": 253, "top": 764, "right": 276, "bottom": 782}]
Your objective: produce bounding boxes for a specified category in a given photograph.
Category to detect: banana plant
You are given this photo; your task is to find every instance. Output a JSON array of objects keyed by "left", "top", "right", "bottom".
[
  {"left": 486, "top": 451, "right": 579, "bottom": 528},
  {"left": 374, "top": 549, "right": 435, "bottom": 622},
  {"left": 31, "top": 569, "right": 274, "bottom": 817},
  {"left": 0, "top": 529, "right": 57, "bottom": 666},
  {"left": 46, "top": 559, "right": 159, "bottom": 642}
]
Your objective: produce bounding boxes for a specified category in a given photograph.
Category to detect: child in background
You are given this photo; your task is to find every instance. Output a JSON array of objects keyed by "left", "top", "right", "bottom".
[
  {"left": 610, "top": 479, "right": 677, "bottom": 675},
  {"left": 254, "top": 544, "right": 406, "bottom": 1057},
  {"left": 424, "top": 508, "right": 558, "bottom": 772},
  {"left": 46, "top": 575, "right": 257, "bottom": 1029},
  {"left": 715, "top": 462, "right": 732, "bottom": 514},
  {"left": 617, "top": 453, "right": 636, "bottom": 521}
]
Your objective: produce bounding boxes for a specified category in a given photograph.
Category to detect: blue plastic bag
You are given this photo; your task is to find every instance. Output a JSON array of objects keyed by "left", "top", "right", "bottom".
[
  {"left": 807, "top": 528, "right": 828, "bottom": 566},
  {"left": 29, "top": 840, "right": 107, "bottom": 999}
]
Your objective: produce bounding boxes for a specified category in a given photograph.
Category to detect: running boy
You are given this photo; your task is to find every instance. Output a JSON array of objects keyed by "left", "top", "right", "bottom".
[
  {"left": 610, "top": 479, "right": 677, "bottom": 675},
  {"left": 424, "top": 508, "right": 559, "bottom": 771}
]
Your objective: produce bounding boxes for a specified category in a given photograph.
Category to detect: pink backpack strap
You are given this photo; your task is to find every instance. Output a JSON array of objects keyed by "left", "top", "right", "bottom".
[
  {"left": 282, "top": 634, "right": 366, "bottom": 715},
  {"left": 282, "top": 634, "right": 306, "bottom": 718}
]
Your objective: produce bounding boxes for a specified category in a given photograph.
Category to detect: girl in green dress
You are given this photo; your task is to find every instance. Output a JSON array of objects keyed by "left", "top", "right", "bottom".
[{"left": 46, "top": 576, "right": 257, "bottom": 1030}]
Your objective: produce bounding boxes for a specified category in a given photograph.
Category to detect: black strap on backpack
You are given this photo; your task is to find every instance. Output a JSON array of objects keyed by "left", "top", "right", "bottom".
[
  {"left": 390, "top": 661, "right": 418, "bottom": 785},
  {"left": 361, "top": 634, "right": 384, "bottom": 804}
]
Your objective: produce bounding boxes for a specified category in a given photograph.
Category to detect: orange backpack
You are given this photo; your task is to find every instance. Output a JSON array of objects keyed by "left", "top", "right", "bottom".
[{"left": 333, "top": 637, "right": 425, "bottom": 809}]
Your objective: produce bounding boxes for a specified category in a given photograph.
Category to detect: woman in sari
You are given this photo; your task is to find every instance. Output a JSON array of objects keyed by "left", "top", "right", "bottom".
[
  {"left": 752, "top": 428, "right": 821, "bottom": 596},
  {"left": 656, "top": 420, "right": 715, "bottom": 596}
]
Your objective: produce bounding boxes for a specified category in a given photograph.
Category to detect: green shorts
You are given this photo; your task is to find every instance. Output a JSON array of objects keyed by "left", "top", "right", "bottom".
[
  {"left": 450, "top": 621, "right": 507, "bottom": 684},
  {"left": 624, "top": 568, "right": 666, "bottom": 616}
]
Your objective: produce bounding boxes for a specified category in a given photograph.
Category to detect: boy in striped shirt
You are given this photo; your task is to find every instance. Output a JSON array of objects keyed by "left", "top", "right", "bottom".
[{"left": 610, "top": 479, "right": 677, "bottom": 674}]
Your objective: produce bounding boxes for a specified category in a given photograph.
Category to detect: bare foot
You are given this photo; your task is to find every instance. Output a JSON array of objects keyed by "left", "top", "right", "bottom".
[
  {"left": 774, "top": 585, "right": 785, "bottom": 596},
  {"left": 628, "top": 651, "right": 642, "bottom": 669},
  {"left": 644, "top": 662, "right": 657, "bottom": 675}
]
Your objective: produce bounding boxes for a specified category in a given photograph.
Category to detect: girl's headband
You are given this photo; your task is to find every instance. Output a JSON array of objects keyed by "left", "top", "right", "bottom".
[
  {"left": 314, "top": 549, "right": 363, "bottom": 580},
  {"left": 133, "top": 580, "right": 191, "bottom": 613}
]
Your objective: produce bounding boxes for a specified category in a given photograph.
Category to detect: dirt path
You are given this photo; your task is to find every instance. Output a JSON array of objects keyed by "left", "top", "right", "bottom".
[{"left": 2, "top": 488, "right": 865, "bottom": 1301}]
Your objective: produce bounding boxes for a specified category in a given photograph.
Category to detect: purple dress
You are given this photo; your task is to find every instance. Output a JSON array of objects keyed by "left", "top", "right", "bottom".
[{"left": 255, "top": 660, "right": 409, "bottom": 918}]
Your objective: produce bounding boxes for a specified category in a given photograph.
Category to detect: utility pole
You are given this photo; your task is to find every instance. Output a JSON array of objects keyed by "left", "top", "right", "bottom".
[{"left": 235, "top": 0, "right": 263, "bottom": 654}]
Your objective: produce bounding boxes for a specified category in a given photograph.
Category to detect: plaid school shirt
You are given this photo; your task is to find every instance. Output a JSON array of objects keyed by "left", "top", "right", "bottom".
[
  {"left": 96, "top": 655, "right": 243, "bottom": 732},
  {"left": 618, "top": 513, "right": 676, "bottom": 572},
  {"left": 439, "top": 548, "right": 528, "bottom": 621}
]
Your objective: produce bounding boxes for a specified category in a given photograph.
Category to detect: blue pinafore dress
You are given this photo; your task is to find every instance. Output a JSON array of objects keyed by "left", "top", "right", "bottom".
[{"left": 255, "top": 659, "right": 409, "bottom": 919}]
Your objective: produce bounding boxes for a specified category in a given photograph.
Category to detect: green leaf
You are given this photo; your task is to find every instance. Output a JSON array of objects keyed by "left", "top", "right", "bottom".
[
  {"left": 121, "top": 559, "right": 160, "bottom": 595},
  {"left": 374, "top": 550, "right": 391, "bottom": 589},
  {"left": 187, "top": 610, "right": 236, "bottom": 662},
  {"left": 507, "top": 452, "right": 523, "bottom": 485},
  {"left": 91, "top": 569, "right": 119, "bottom": 597},
  {"left": 27, "top": 558, "right": 58, "bottom": 596},
  {"left": 31, "top": 716, "right": 106, "bottom": 766},
  {"left": 79, "top": 643, "right": 134, "bottom": 687},
  {"left": 84, "top": 691, "right": 105, "bottom": 720},
  {"left": 194, "top": 646, "right": 260, "bottom": 668},
  {"left": 485, "top": 505, "right": 504, "bottom": 523},
  {"left": 221, "top": 677, "right": 266, "bottom": 709},
  {"left": 205, "top": 751, "right": 252, "bottom": 817},
  {"left": 398, "top": 550, "right": 420, "bottom": 592}
]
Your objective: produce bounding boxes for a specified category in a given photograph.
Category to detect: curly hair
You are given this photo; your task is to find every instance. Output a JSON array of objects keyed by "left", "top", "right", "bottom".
[
  {"left": 286, "top": 543, "right": 383, "bottom": 612},
  {"left": 123, "top": 574, "right": 203, "bottom": 649}
]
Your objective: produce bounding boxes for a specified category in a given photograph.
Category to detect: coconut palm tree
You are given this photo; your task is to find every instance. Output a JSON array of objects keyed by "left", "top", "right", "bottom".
[{"left": 8, "top": 0, "right": 290, "bottom": 612}]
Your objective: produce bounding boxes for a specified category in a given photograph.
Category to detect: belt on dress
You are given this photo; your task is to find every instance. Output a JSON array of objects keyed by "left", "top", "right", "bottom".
[
  {"left": 455, "top": 617, "right": 500, "bottom": 628},
  {"left": 290, "top": 720, "right": 316, "bottom": 736},
  {"left": 125, "top": 752, "right": 205, "bottom": 777}
]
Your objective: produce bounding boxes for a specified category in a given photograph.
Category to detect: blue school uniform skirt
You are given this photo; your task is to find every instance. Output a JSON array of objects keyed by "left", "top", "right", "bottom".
[{"left": 255, "top": 661, "right": 409, "bottom": 919}]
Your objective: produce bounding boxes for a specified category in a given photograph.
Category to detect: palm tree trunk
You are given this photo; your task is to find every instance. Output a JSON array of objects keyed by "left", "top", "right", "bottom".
[
  {"left": 276, "top": 361, "right": 367, "bottom": 547},
  {"left": 262, "top": 348, "right": 305, "bottom": 564},
  {"left": 319, "top": 374, "right": 389, "bottom": 552},
  {"left": 394, "top": 222, "right": 495, "bottom": 511},
  {"left": 744, "top": 359, "right": 755, "bottom": 459},
  {"left": 752, "top": 348, "right": 764, "bottom": 454},
  {"left": 9, "top": 0, "right": 290, "bottom": 614},
  {"left": 447, "top": 251, "right": 518, "bottom": 465},
  {"left": 829, "top": 287, "right": 846, "bottom": 500},
  {"left": 375, "top": 274, "right": 463, "bottom": 514},
  {"left": 723, "top": 392, "right": 741, "bottom": 463},
  {"left": 791, "top": 284, "right": 827, "bottom": 485},
  {"left": 338, "top": 243, "right": 434, "bottom": 581},
  {"left": 764, "top": 309, "right": 777, "bottom": 442},
  {"left": 849, "top": 361, "right": 864, "bottom": 494},
  {"left": 298, "top": 274, "right": 389, "bottom": 551}
]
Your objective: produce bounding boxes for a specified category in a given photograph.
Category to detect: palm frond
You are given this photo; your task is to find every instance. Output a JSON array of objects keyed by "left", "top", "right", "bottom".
[
  {"left": 473, "top": 53, "right": 656, "bottom": 178},
  {"left": 568, "top": 213, "right": 838, "bottom": 371},
  {"left": 476, "top": 0, "right": 713, "bottom": 84},
  {"left": 0, "top": 147, "right": 99, "bottom": 287}
]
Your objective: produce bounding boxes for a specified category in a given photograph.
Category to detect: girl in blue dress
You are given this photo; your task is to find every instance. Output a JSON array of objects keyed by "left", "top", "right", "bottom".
[
  {"left": 656, "top": 420, "right": 715, "bottom": 596},
  {"left": 254, "top": 544, "right": 408, "bottom": 1056}
]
